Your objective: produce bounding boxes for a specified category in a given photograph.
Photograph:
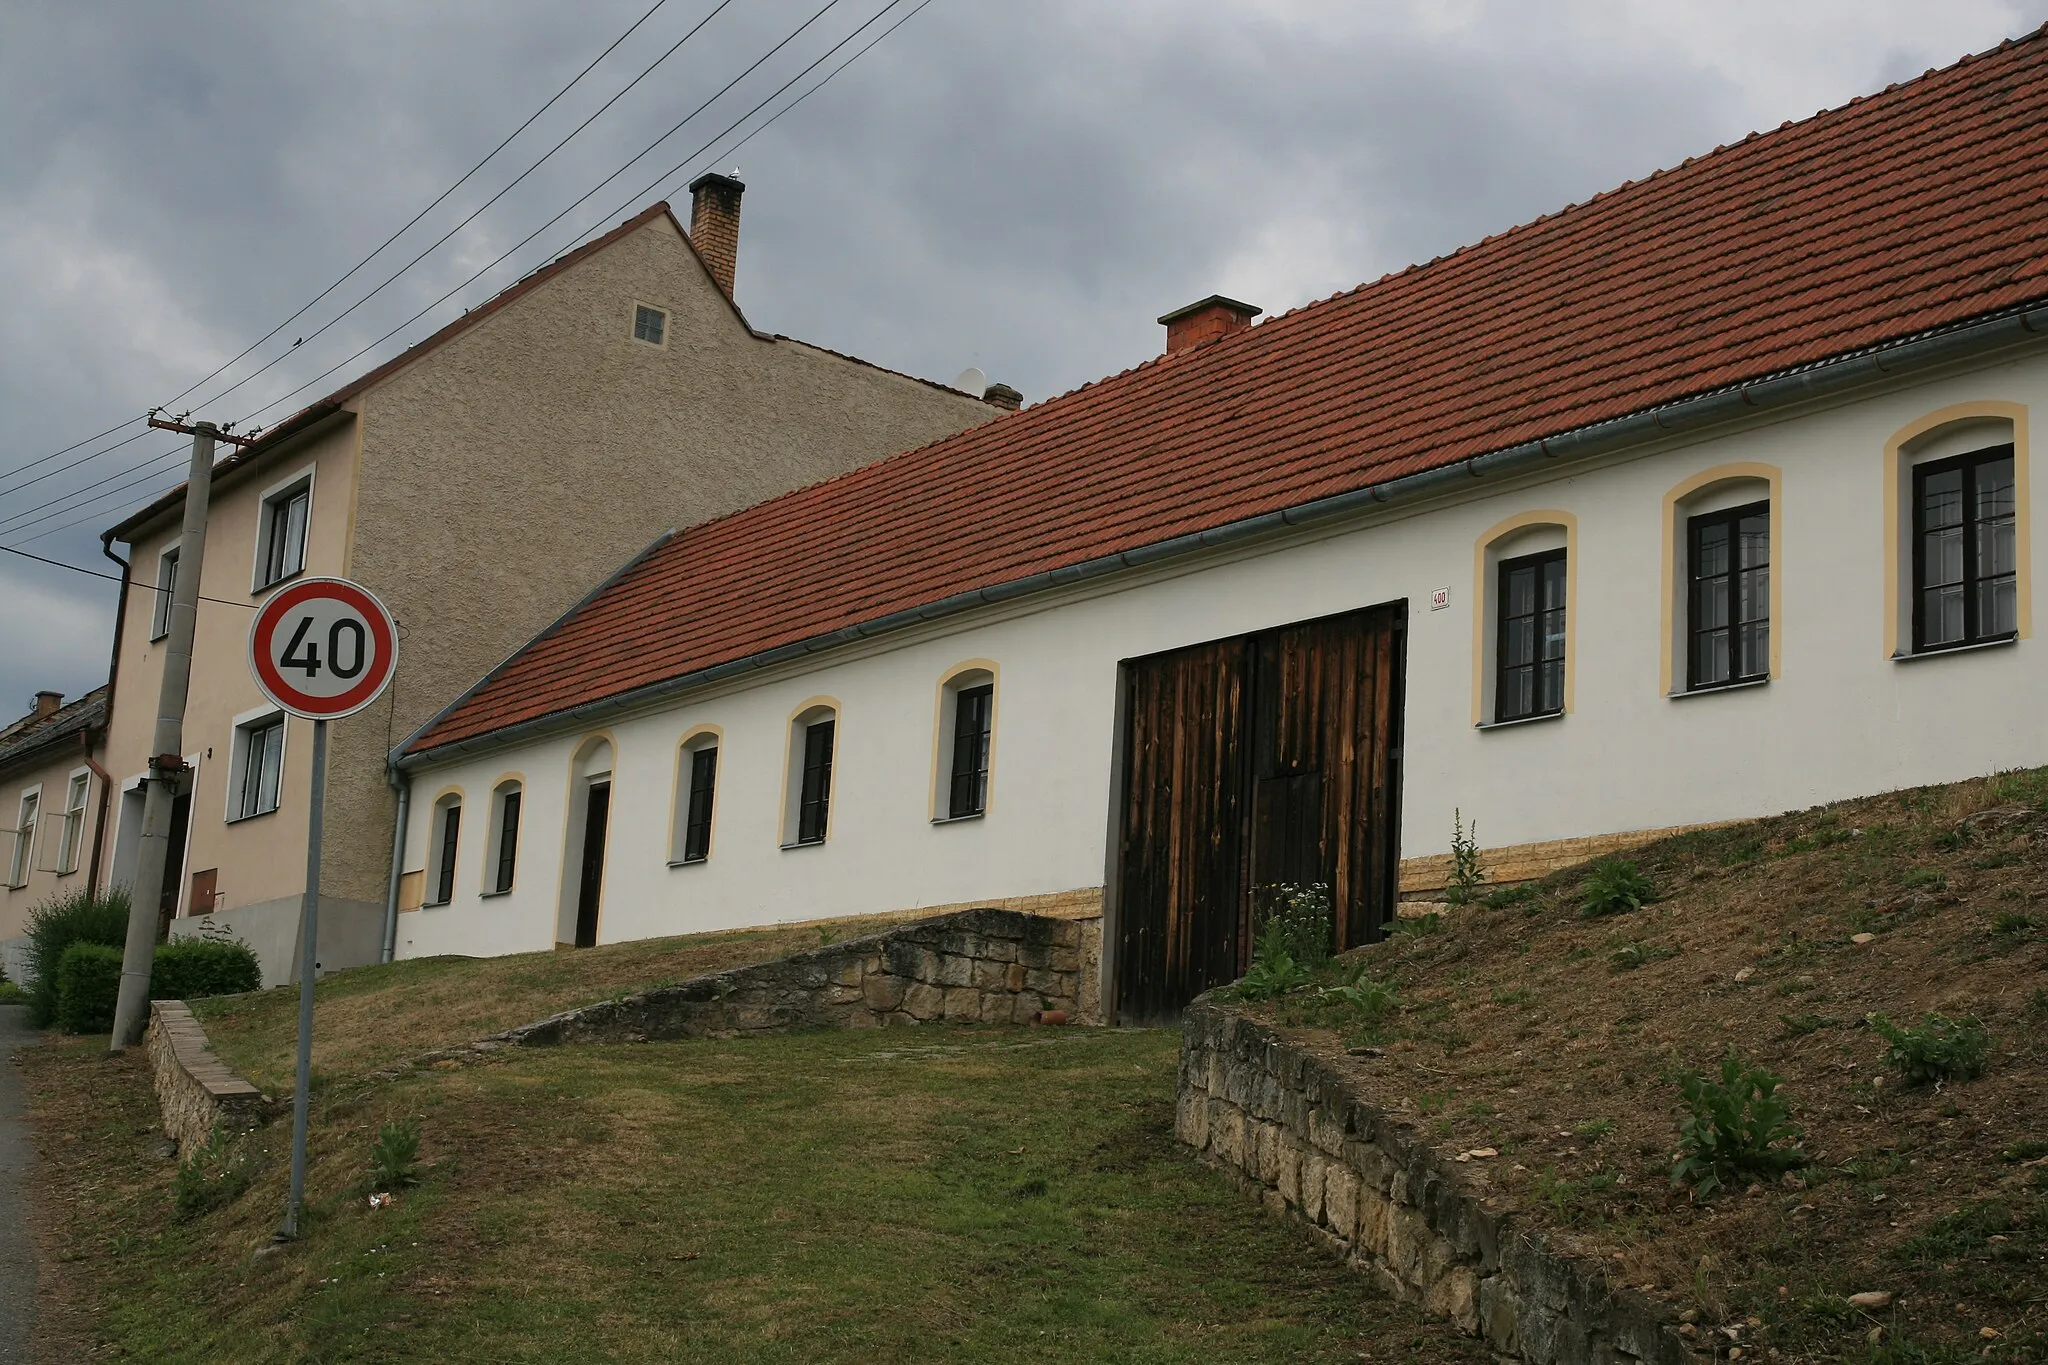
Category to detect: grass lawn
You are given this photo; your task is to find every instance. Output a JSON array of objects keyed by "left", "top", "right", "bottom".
[{"left": 25, "top": 1022, "right": 1484, "bottom": 1363}]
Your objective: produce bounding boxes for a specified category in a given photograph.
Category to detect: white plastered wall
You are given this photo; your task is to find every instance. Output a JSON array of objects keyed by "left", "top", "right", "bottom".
[{"left": 395, "top": 351, "right": 2048, "bottom": 962}]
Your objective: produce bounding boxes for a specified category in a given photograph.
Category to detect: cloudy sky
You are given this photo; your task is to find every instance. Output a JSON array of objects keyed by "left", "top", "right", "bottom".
[{"left": 1, "top": 0, "right": 2040, "bottom": 717}]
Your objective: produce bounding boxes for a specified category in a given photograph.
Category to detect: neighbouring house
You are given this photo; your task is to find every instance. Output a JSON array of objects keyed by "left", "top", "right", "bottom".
[
  {"left": 95, "top": 176, "right": 1003, "bottom": 986},
  {"left": 390, "top": 33, "right": 2048, "bottom": 1021},
  {"left": 0, "top": 687, "right": 109, "bottom": 981}
]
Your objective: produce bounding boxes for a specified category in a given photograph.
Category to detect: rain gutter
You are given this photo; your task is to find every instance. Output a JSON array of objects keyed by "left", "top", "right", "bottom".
[{"left": 393, "top": 298, "right": 2048, "bottom": 775}]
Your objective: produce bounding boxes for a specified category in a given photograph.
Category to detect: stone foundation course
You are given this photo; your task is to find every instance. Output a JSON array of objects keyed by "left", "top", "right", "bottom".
[
  {"left": 148, "top": 1000, "right": 265, "bottom": 1160},
  {"left": 503, "top": 908, "right": 1102, "bottom": 1047},
  {"left": 1179, "top": 1001, "right": 1686, "bottom": 1365}
]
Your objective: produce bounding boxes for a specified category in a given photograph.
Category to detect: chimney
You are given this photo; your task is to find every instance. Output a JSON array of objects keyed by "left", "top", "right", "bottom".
[
  {"left": 687, "top": 171, "right": 745, "bottom": 299},
  {"left": 34, "top": 690, "right": 62, "bottom": 719},
  {"left": 983, "top": 382, "right": 1023, "bottom": 412},
  {"left": 1158, "top": 295, "right": 1261, "bottom": 354}
]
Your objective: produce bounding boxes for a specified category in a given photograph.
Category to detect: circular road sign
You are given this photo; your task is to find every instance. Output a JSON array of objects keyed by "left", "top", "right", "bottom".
[{"left": 248, "top": 577, "right": 398, "bottom": 720}]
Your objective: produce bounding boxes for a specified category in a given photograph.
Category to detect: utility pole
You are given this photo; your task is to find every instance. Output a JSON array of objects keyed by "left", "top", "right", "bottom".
[{"left": 109, "top": 413, "right": 255, "bottom": 1051}]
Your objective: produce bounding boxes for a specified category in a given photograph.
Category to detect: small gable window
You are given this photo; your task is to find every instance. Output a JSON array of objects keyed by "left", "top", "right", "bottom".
[
  {"left": 632, "top": 304, "right": 667, "bottom": 346},
  {"left": 674, "top": 736, "right": 719, "bottom": 864},
  {"left": 485, "top": 782, "right": 521, "bottom": 895},
  {"left": 1914, "top": 445, "right": 2017, "bottom": 652},
  {"left": 1687, "top": 501, "right": 1771, "bottom": 690},
  {"left": 428, "top": 794, "right": 462, "bottom": 906},
  {"left": 1496, "top": 549, "right": 1567, "bottom": 722}
]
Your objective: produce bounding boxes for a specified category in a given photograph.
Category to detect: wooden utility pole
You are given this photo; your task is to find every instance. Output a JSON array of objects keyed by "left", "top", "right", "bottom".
[{"left": 109, "top": 414, "right": 255, "bottom": 1050}]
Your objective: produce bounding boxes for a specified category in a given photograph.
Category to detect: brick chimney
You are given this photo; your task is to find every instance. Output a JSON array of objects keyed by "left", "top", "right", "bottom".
[
  {"left": 983, "top": 383, "right": 1022, "bottom": 412},
  {"left": 1158, "top": 295, "right": 1261, "bottom": 353},
  {"left": 34, "top": 690, "right": 61, "bottom": 719},
  {"left": 687, "top": 171, "right": 745, "bottom": 299}
]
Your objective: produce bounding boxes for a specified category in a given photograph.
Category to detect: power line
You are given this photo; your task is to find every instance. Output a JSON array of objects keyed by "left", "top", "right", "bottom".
[
  {"left": 0, "top": 426, "right": 153, "bottom": 501},
  {"left": 4, "top": 0, "right": 942, "bottom": 551},
  {"left": 225, "top": 0, "right": 862, "bottom": 433},
  {"left": 0, "top": 0, "right": 679, "bottom": 501},
  {"left": 0, "top": 542, "right": 254, "bottom": 609},
  {"left": 0, "top": 440, "right": 186, "bottom": 536},
  {"left": 178, "top": 0, "right": 743, "bottom": 420}
]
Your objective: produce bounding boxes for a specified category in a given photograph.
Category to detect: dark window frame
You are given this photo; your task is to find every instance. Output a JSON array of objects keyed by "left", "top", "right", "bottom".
[
  {"left": 794, "top": 719, "right": 834, "bottom": 846},
  {"left": 680, "top": 744, "right": 718, "bottom": 863},
  {"left": 1493, "top": 548, "right": 1568, "bottom": 723},
  {"left": 433, "top": 800, "right": 461, "bottom": 905},
  {"left": 632, "top": 303, "right": 666, "bottom": 345},
  {"left": 490, "top": 787, "right": 521, "bottom": 894},
  {"left": 151, "top": 547, "right": 179, "bottom": 640},
  {"left": 946, "top": 683, "right": 994, "bottom": 819},
  {"left": 232, "top": 715, "right": 285, "bottom": 821},
  {"left": 257, "top": 481, "right": 310, "bottom": 589},
  {"left": 1686, "top": 499, "right": 1772, "bottom": 691},
  {"left": 1912, "top": 444, "right": 2018, "bottom": 654}
]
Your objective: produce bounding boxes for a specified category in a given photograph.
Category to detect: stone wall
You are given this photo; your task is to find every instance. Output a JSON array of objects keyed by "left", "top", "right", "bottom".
[
  {"left": 1178, "top": 1002, "right": 1685, "bottom": 1365},
  {"left": 147, "top": 1000, "right": 265, "bottom": 1161},
  {"left": 503, "top": 909, "right": 1102, "bottom": 1047}
]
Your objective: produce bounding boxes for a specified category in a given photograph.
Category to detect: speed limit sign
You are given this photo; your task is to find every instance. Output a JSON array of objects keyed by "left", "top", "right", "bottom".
[{"left": 247, "top": 577, "right": 398, "bottom": 720}]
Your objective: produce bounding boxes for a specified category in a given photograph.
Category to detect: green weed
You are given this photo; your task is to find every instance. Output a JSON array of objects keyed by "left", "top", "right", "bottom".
[
  {"left": 369, "top": 1119, "right": 422, "bottom": 1190},
  {"left": 1579, "top": 860, "right": 1656, "bottom": 918},
  {"left": 170, "top": 1126, "right": 254, "bottom": 1220},
  {"left": 1670, "top": 1056, "right": 1807, "bottom": 1198},
  {"left": 1444, "top": 810, "right": 1486, "bottom": 906},
  {"left": 1868, "top": 1013, "right": 1991, "bottom": 1085}
]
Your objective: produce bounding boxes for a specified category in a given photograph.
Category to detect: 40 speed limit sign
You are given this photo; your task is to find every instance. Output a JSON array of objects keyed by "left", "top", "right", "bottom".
[{"left": 248, "top": 577, "right": 398, "bottom": 719}]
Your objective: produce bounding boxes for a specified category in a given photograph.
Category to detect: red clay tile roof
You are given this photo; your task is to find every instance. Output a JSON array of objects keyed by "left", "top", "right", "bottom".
[
  {"left": 409, "top": 29, "right": 2048, "bottom": 755},
  {"left": 0, "top": 686, "right": 107, "bottom": 775}
]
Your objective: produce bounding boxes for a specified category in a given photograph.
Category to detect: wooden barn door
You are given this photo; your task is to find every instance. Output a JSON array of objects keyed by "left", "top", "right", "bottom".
[{"left": 1113, "top": 603, "right": 1404, "bottom": 1022}]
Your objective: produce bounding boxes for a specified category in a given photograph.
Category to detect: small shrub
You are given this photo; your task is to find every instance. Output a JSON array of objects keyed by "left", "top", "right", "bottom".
[
  {"left": 172, "top": 1126, "right": 254, "bottom": 1219},
  {"left": 150, "top": 937, "right": 261, "bottom": 1001},
  {"left": 1388, "top": 911, "right": 1443, "bottom": 938},
  {"left": 1320, "top": 974, "right": 1400, "bottom": 1038},
  {"left": 370, "top": 1119, "right": 422, "bottom": 1189},
  {"left": 1670, "top": 1055, "right": 1807, "bottom": 1198},
  {"left": 0, "top": 959, "right": 21, "bottom": 1003},
  {"left": 1868, "top": 1012, "right": 1990, "bottom": 1084},
  {"left": 1992, "top": 911, "right": 2038, "bottom": 934},
  {"left": 1899, "top": 867, "right": 1948, "bottom": 892},
  {"left": 1256, "top": 883, "right": 1334, "bottom": 969},
  {"left": 1482, "top": 883, "right": 1537, "bottom": 910},
  {"left": 54, "top": 942, "right": 123, "bottom": 1034},
  {"left": 1444, "top": 810, "right": 1486, "bottom": 905},
  {"left": 1579, "top": 860, "right": 1656, "bottom": 918},
  {"left": 1999, "top": 1139, "right": 2048, "bottom": 1163},
  {"left": 1608, "top": 941, "right": 1677, "bottom": 972},
  {"left": 23, "top": 887, "right": 130, "bottom": 1026}
]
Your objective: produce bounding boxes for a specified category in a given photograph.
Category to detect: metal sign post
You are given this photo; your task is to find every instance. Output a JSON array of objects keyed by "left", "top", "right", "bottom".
[{"left": 246, "top": 577, "right": 397, "bottom": 1241}]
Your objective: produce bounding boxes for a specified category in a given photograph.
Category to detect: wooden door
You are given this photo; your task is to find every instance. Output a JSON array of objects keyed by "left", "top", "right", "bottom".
[
  {"left": 1113, "top": 638, "right": 1252, "bottom": 1024},
  {"left": 574, "top": 781, "right": 611, "bottom": 948},
  {"left": 1112, "top": 604, "right": 1404, "bottom": 1021}
]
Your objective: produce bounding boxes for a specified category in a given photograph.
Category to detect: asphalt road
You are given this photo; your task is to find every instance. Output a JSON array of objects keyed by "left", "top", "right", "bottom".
[{"left": 0, "top": 1004, "right": 36, "bottom": 1365}]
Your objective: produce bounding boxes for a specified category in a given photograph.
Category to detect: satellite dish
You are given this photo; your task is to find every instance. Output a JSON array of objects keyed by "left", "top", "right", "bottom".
[{"left": 953, "top": 366, "right": 988, "bottom": 395}]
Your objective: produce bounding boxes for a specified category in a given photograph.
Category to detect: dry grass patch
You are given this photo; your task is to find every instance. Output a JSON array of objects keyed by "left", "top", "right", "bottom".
[{"left": 1239, "top": 768, "right": 2048, "bottom": 1362}]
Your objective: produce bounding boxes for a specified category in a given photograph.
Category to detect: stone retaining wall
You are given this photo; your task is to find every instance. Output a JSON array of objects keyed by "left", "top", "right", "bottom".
[
  {"left": 504, "top": 908, "right": 1102, "bottom": 1047},
  {"left": 147, "top": 1000, "right": 265, "bottom": 1160},
  {"left": 1179, "top": 1002, "right": 1685, "bottom": 1365}
]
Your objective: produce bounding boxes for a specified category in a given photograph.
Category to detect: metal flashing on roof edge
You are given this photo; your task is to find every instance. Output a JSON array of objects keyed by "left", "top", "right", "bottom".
[{"left": 393, "top": 298, "right": 2048, "bottom": 772}]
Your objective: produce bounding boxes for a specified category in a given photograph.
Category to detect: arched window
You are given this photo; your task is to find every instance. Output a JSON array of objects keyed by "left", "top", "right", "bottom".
[
  {"left": 1472, "top": 512, "right": 1576, "bottom": 725},
  {"left": 933, "top": 664, "right": 996, "bottom": 821},
  {"left": 483, "top": 780, "right": 522, "bottom": 895},
  {"left": 1662, "top": 464, "right": 1779, "bottom": 695},
  {"left": 426, "top": 791, "right": 463, "bottom": 905},
  {"left": 671, "top": 729, "right": 720, "bottom": 864},
  {"left": 782, "top": 702, "right": 838, "bottom": 847},
  {"left": 1886, "top": 405, "right": 2028, "bottom": 658}
]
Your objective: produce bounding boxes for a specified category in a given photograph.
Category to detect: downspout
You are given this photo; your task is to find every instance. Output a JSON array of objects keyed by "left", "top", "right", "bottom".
[
  {"left": 94, "top": 529, "right": 130, "bottom": 896},
  {"left": 380, "top": 767, "right": 410, "bottom": 964}
]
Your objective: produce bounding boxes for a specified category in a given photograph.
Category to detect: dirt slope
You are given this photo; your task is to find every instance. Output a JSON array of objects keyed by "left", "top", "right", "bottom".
[{"left": 1243, "top": 768, "right": 2048, "bottom": 1362}]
